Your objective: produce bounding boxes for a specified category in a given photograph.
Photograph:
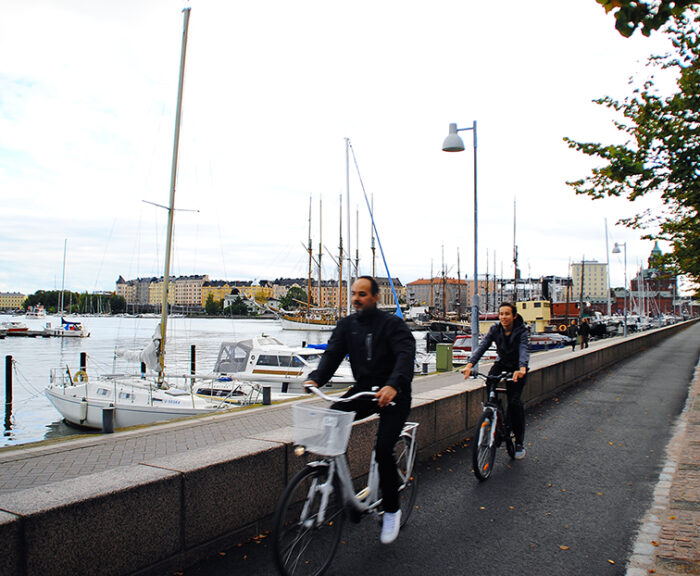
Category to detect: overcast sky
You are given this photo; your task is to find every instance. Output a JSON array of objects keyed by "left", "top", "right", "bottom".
[{"left": 1, "top": 0, "right": 685, "bottom": 297}]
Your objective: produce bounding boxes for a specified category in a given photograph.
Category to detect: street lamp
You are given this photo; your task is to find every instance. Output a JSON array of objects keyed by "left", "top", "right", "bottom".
[
  {"left": 612, "top": 242, "right": 628, "bottom": 337},
  {"left": 442, "top": 121, "right": 479, "bottom": 358}
]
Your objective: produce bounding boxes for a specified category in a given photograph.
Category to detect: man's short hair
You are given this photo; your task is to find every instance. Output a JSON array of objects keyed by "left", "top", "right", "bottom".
[{"left": 358, "top": 275, "right": 379, "bottom": 296}]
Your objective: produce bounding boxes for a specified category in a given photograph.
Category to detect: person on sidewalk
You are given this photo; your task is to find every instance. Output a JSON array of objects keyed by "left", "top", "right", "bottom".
[
  {"left": 579, "top": 317, "right": 591, "bottom": 349},
  {"left": 567, "top": 319, "right": 579, "bottom": 351},
  {"left": 304, "top": 275, "right": 415, "bottom": 545},
  {"left": 461, "top": 302, "right": 530, "bottom": 459}
]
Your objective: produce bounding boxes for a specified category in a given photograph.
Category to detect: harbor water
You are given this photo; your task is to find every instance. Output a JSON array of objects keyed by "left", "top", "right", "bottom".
[{"left": 0, "top": 314, "right": 332, "bottom": 448}]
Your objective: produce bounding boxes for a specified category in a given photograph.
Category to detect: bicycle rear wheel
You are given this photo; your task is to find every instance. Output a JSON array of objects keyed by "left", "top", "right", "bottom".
[
  {"left": 273, "top": 463, "right": 345, "bottom": 576},
  {"left": 472, "top": 410, "right": 497, "bottom": 481},
  {"left": 394, "top": 434, "right": 419, "bottom": 526}
]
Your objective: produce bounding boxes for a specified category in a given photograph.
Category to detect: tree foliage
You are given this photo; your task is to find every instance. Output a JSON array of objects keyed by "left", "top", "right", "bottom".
[
  {"left": 564, "top": 14, "right": 700, "bottom": 291},
  {"left": 204, "top": 293, "right": 221, "bottom": 316},
  {"left": 597, "top": 0, "right": 700, "bottom": 37},
  {"left": 279, "top": 286, "right": 310, "bottom": 310}
]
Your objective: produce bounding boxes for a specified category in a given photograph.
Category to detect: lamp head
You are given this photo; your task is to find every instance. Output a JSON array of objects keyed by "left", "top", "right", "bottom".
[
  {"left": 612, "top": 243, "right": 622, "bottom": 254},
  {"left": 442, "top": 123, "right": 465, "bottom": 152}
]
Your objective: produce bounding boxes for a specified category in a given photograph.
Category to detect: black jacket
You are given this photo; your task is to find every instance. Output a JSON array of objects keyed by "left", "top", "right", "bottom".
[
  {"left": 468, "top": 314, "right": 530, "bottom": 370},
  {"left": 308, "top": 307, "right": 415, "bottom": 401}
]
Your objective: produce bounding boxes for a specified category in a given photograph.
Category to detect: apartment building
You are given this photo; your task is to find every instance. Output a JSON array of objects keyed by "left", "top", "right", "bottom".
[
  {"left": 571, "top": 261, "right": 609, "bottom": 303},
  {"left": 0, "top": 292, "right": 25, "bottom": 310}
]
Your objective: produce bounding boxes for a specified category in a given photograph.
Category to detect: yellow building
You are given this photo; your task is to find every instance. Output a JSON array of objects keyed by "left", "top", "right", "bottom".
[
  {"left": 201, "top": 281, "right": 234, "bottom": 307},
  {"left": 0, "top": 292, "right": 25, "bottom": 310},
  {"left": 149, "top": 279, "right": 176, "bottom": 307},
  {"left": 239, "top": 284, "right": 274, "bottom": 303},
  {"left": 517, "top": 300, "right": 551, "bottom": 333}
]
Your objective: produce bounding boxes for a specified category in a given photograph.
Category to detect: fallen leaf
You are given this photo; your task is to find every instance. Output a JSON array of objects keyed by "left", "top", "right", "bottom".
[
  {"left": 596, "top": 492, "right": 604, "bottom": 496},
  {"left": 669, "top": 515, "right": 675, "bottom": 520},
  {"left": 219, "top": 552, "right": 226, "bottom": 556},
  {"left": 608, "top": 559, "right": 615, "bottom": 564},
  {"left": 559, "top": 545, "right": 570, "bottom": 550},
  {"left": 480, "top": 506, "right": 486, "bottom": 510},
  {"left": 509, "top": 506, "right": 515, "bottom": 510},
  {"left": 652, "top": 541, "right": 659, "bottom": 547}
]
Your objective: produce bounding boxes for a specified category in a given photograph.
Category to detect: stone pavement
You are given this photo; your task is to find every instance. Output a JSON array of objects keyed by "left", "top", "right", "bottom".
[{"left": 626, "top": 359, "right": 700, "bottom": 576}]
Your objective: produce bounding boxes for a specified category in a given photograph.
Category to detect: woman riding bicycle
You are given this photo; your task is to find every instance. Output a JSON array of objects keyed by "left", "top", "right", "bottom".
[
  {"left": 462, "top": 301, "right": 530, "bottom": 459},
  {"left": 303, "top": 276, "right": 415, "bottom": 544}
]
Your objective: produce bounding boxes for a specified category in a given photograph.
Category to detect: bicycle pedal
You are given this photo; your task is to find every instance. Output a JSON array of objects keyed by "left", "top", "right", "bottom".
[{"left": 356, "top": 487, "right": 371, "bottom": 500}]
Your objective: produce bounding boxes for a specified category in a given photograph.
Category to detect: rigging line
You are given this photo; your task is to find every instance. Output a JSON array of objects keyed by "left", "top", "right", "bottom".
[{"left": 348, "top": 141, "right": 403, "bottom": 319}]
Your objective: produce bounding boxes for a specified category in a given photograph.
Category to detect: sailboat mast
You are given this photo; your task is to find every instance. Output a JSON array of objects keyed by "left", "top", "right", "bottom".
[
  {"left": 307, "top": 194, "right": 312, "bottom": 312},
  {"left": 355, "top": 205, "right": 359, "bottom": 277},
  {"left": 457, "top": 247, "right": 462, "bottom": 319},
  {"left": 345, "top": 137, "right": 351, "bottom": 315},
  {"left": 371, "top": 194, "right": 376, "bottom": 277},
  {"left": 318, "top": 197, "right": 323, "bottom": 307},
  {"left": 338, "top": 193, "right": 343, "bottom": 318},
  {"left": 160, "top": 6, "right": 191, "bottom": 384},
  {"left": 59, "top": 238, "right": 67, "bottom": 315}
]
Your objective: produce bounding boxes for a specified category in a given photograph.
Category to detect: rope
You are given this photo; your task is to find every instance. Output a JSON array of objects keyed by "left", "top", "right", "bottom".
[{"left": 348, "top": 141, "right": 404, "bottom": 319}]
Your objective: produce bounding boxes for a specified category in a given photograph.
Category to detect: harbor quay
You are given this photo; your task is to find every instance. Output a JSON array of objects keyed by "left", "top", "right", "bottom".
[{"left": 0, "top": 321, "right": 697, "bottom": 576}]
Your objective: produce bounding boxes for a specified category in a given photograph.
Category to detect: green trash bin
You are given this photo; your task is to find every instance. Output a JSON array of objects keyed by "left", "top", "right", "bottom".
[{"left": 436, "top": 343, "right": 453, "bottom": 372}]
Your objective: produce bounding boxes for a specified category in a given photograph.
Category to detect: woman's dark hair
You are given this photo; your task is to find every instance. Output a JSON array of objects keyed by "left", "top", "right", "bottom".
[
  {"left": 357, "top": 275, "right": 379, "bottom": 296},
  {"left": 499, "top": 301, "right": 517, "bottom": 316}
]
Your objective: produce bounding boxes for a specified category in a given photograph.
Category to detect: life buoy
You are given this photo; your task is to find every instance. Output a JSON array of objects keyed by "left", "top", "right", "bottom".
[
  {"left": 559, "top": 324, "right": 567, "bottom": 332},
  {"left": 74, "top": 370, "right": 89, "bottom": 383}
]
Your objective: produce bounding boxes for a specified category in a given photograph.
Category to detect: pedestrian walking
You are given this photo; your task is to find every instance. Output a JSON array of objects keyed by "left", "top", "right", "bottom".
[
  {"left": 579, "top": 317, "right": 591, "bottom": 349},
  {"left": 567, "top": 319, "right": 579, "bottom": 351}
]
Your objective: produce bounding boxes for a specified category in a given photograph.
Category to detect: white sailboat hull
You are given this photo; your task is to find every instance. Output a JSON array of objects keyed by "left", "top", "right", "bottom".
[{"left": 45, "top": 380, "right": 222, "bottom": 430}]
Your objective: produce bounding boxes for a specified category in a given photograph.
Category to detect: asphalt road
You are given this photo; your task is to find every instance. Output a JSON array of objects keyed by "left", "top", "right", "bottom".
[{"left": 183, "top": 328, "right": 700, "bottom": 576}]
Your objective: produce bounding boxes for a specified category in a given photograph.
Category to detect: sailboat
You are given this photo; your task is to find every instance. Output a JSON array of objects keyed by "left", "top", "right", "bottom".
[{"left": 45, "top": 8, "right": 237, "bottom": 429}]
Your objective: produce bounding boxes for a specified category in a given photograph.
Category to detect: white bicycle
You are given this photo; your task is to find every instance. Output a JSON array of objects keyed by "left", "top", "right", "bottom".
[{"left": 272, "top": 386, "right": 419, "bottom": 576}]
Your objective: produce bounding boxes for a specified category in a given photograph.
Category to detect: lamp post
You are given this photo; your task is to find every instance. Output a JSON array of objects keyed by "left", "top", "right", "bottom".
[
  {"left": 442, "top": 121, "right": 479, "bottom": 358},
  {"left": 612, "top": 242, "right": 628, "bottom": 337}
]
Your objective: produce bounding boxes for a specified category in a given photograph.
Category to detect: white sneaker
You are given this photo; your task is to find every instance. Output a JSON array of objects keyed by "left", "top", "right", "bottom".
[
  {"left": 380, "top": 510, "right": 402, "bottom": 544},
  {"left": 514, "top": 444, "right": 526, "bottom": 460}
]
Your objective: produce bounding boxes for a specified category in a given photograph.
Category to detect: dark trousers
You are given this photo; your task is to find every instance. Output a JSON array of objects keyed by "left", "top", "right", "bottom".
[
  {"left": 487, "top": 362, "right": 526, "bottom": 445},
  {"left": 332, "top": 388, "right": 410, "bottom": 513}
]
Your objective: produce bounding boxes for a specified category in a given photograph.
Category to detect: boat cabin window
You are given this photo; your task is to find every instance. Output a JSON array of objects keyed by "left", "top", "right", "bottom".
[
  {"left": 257, "top": 354, "right": 279, "bottom": 366},
  {"left": 118, "top": 391, "right": 134, "bottom": 400},
  {"left": 278, "top": 355, "right": 305, "bottom": 367},
  {"left": 96, "top": 388, "right": 111, "bottom": 397}
]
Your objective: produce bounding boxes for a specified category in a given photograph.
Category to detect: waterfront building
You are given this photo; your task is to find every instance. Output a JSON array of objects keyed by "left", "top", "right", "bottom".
[
  {"left": 0, "top": 292, "right": 25, "bottom": 310},
  {"left": 571, "top": 260, "right": 610, "bottom": 304},
  {"left": 201, "top": 280, "right": 234, "bottom": 307}
]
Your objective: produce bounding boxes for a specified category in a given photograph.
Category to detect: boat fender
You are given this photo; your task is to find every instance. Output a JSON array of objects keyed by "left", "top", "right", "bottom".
[
  {"left": 74, "top": 370, "right": 89, "bottom": 383},
  {"left": 558, "top": 324, "right": 567, "bottom": 332}
]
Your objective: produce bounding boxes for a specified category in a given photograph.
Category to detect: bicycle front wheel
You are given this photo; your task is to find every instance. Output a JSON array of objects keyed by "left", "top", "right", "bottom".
[
  {"left": 273, "top": 463, "right": 345, "bottom": 576},
  {"left": 394, "top": 434, "right": 419, "bottom": 527},
  {"left": 472, "top": 410, "right": 497, "bottom": 481}
]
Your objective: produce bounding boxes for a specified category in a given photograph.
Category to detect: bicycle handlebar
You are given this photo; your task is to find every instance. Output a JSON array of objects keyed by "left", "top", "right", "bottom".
[
  {"left": 472, "top": 371, "right": 514, "bottom": 382},
  {"left": 303, "top": 383, "right": 379, "bottom": 404}
]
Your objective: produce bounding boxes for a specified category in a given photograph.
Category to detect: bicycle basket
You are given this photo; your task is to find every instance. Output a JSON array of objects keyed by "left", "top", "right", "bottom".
[{"left": 292, "top": 404, "right": 355, "bottom": 456}]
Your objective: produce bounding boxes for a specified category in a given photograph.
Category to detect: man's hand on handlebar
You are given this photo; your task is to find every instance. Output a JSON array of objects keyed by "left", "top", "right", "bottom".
[
  {"left": 375, "top": 385, "right": 397, "bottom": 408},
  {"left": 302, "top": 380, "right": 318, "bottom": 392}
]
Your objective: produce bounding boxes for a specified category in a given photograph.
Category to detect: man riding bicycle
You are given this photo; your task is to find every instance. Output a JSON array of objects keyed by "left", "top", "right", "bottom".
[
  {"left": 462, "top": 301, "right": 530, "bottom": 459},
  {"left": 304, "top": 275, "right": 415, "bottom": 544}
]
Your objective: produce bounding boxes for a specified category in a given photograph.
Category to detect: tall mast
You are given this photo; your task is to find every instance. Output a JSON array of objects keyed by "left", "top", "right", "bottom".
[
  {"left": 457, "top": 247, "right": 462, "bottom": 319},
  {"left": 345, "top": 138, "right": 351, "bottom": 315},
  {"left": 605, "top": 218, "right": 611, "bottom": 316},
  {"left": 371, "top": 193, "right": 376, "bottom": 276},
  {"left": 355, "top": 205, "right": 359, "bottom": 278},
  {"left": 159, "top": 6, "right": 190, "bottom": 385},
  {"left": 441, "top": 244, "right": 446, "bottom": 317},
  {"left": 318, "top": 197, "right": 323, "bottom": 307},
  {"left": 338, "top": 193, "right": 343, "bottom": 318},
  {"left": 513, "top": 198, "right": 518, "bottom": 303},
  {"left": 307, "top": 194, "right": 312, "bottom": 313},
  {"left": 59, "top": 238, "right": 67, "bottom": 315}
]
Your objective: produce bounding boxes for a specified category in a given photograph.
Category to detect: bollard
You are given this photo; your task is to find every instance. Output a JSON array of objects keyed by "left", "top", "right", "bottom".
[
  {"left": 190, "top": 345, "right": 196, "bottom": 375},
  {"left": 140, "top": 362, "right": 146, "bottom": 379},
  {"left": 102, "top": 405, "right": 115, "bottom": 433},
  {"left": 422, "top": 362, "right": 428, "bottom": 375},
  {"left": 262, "top": 386, "right": 271, "bottom": 405},
  {"left": 80, "top": 352, "right": 87, "bottom": 372}
]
